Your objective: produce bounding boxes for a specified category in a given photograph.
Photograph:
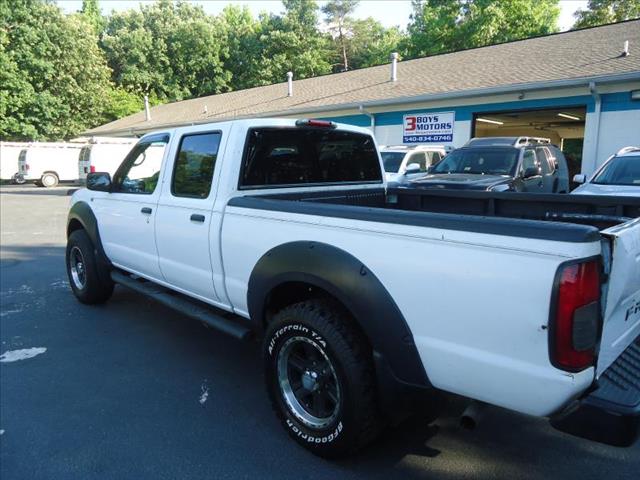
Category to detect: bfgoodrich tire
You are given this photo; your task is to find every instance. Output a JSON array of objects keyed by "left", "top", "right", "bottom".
[
  {"left": 66, "top": 229, "right": 113, "bottom": 304},
  {"left": 264, "top": 300, "right": 379, "bottom": 458}
]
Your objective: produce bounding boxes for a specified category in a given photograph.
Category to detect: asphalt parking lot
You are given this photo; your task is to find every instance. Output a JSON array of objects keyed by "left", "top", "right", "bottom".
[{"left": 0, "top": 184, "right": 638, "bottom": 479}]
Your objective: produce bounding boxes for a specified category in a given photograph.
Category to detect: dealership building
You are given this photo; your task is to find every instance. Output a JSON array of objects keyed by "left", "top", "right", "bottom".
[{"left": 88, "top": 20, "right": 640, "bottom": 177}]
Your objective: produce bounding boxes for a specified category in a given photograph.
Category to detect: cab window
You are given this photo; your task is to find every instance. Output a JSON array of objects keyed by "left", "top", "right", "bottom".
[
  {"left": 240, "top": 128, "right": 381, "bottom": 188},
  {"left": 172, "top": 132, "right": 222, "bottom": 198},
  {"left": 113, "top": 136, "right": 169, "bottom": 194},
  {"left": 521, "top": 149, "right": 538, "bottom": 172}
]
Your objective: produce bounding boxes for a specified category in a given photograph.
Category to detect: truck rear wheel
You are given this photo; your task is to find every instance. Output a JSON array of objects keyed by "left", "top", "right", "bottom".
[
  {"left": 66, "top": 229, "right": 113, "bottom": 304},
  {"left": 41, "top": 172, "right": 59, "bottom": 188},
  {"left": 264, "top": 300, "right": 379, "bottom": 458}
]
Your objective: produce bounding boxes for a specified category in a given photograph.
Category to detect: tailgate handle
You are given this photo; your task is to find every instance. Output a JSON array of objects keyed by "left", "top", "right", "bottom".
[
  {"left": 140, "top": 207, "right": 152, "bottom": 215},
  {"left": 190, "top": 214, "right": 205, "bottom": 223}
]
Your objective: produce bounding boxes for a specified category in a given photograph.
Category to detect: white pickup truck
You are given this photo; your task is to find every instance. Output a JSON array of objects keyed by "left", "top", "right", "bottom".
[{"left": 66, "top": 119, "right": 640, "bottom": 458}]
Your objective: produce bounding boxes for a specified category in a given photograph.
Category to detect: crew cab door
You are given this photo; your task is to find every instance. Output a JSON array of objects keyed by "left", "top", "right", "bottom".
[
  {"left": 92, "top": 134, "right": 170, "bottom": 280},
  {"left": 154, "top": 126, "right": 230, "bottom": 305},
  {"left": 597, "top": 219, "right": 640, "bottom": 376}
]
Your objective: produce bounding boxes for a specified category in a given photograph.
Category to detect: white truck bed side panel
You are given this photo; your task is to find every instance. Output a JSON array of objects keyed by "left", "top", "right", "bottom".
[{"left": 222, "top": 206, "right": 601, "bottom": 416}]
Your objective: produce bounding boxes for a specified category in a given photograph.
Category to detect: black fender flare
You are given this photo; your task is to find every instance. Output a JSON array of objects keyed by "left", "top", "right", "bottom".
[
  {"left": 247, "top": 241, "right": 430, "bottom": 388},
  {"left": 67, "top": 201, "right": 112, "bottom": 283}
]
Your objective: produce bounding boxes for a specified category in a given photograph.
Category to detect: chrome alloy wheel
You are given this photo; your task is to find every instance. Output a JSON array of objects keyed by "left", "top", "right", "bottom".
[
  {"left": 69, "top": 246, "right": 87, "bottom": 289},
  {"left": 277, "top": 336, "right": 341, "bottom": 429}
]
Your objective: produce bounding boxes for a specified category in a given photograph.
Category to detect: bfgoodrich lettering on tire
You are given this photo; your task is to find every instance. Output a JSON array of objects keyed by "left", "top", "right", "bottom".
[{"left": 264, "top": 300, "right": 379, "bottom": 458}]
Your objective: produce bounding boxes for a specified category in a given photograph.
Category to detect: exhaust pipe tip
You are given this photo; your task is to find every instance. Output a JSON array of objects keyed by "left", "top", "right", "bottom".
[{"left": 460, "top": 401, "right": 485, "bottom": 430}]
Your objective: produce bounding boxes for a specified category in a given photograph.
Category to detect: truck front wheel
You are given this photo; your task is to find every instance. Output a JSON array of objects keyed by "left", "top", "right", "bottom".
[
  {"left": 66, "top": 229, "right": 113, "bottom": 304},
  {"left": 264, "top": 300, "right": 379, "bottom": 458}
]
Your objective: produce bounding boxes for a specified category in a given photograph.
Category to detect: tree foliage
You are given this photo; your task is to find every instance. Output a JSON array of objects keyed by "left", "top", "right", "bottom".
[
  {"left": 0, "top": 0, "right": 112, "bottom": 140},
  {"left": 322, "top": 0, "right": 359, "bottom": 71},
  {"left": 349, "top": 19, "right": 403, "bottom": 70},
  {"left": 404, "top": 0, "right": 560, "bottom": 58},
  {"left": 573, "top": 0, "right": 640, "bottom": 28},
  {"left": 253, "top": 0, "right": 332, "bottom": 84},
  {"left": 101, "top": 0, "right": 230, "bottom": 102},
  {"left": 80, "top": 0, "right": 105, "bottom": 33}
]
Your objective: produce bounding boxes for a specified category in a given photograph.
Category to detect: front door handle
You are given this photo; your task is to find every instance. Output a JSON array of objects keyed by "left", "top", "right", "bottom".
[
  {"left": 141, "top": 207, "right": 152, "bottom": 214},
  {"left": 190, "top": 214, "right": 205, "bottom": 223}
]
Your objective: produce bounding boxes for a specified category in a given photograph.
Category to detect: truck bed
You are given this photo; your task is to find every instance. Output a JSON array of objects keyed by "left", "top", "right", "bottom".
[{"left": 228, "top": 188, "right": 640, "bottom": 241}]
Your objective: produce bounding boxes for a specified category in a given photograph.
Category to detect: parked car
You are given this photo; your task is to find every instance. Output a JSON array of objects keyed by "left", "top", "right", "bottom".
[
  {"left": 18, "top": 142, "right": 84, "bottom": 187},
  {"left": 78, "top": 137, "right": 137, "bottom": 183},
  {"left": 572, "top": 147, "right": 640, "bottom": 197},
  {"left": 67, "top": 119, "right": 640, "bottom": 458},
  {"left": 380, "top": 144, "right": 447, "bottom": 185},
  {"left": 408, "top": 137, "right": 570, "bottom": 193}
]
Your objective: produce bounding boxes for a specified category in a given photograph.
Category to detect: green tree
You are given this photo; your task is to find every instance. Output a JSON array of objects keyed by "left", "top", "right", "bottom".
[
  {"left": 253, "top": 0, "right": 332, "bottom": 85},
  {"left": 349, "top": 18, "right": 403, "bottom": 70},
  {"left": 217, "top": 5, "right": 262, "bottom": 90},
  {"left": 80, "top": 0, "right": 105, "bottom": 33},
  {"left": 102, "top": 87, "right": 143, "bottom": 122},
  {"left": 405, "top": 0, "right": 560, "bottom": 58},
  {"left": 101, "top": 0, "right": 230, "bottom": 102},
  {"left": 0, "top": 0, "right": 112, "bottom": 140},
  {"left": 573, "top": 0, "right": 640, "bottom": 28},
  {"left": 322, "top": 0, "right": 359, "bottom": 71}
]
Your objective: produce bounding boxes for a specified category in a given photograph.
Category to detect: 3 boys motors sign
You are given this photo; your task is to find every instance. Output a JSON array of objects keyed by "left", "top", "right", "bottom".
[{"left": 403, "top": 112, "right": 455, "bottom": 143}]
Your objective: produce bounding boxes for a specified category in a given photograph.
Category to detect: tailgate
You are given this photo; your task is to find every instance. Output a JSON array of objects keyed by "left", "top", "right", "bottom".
[{"left": 597, "top": 218, "right": 640, "bottom": 377}]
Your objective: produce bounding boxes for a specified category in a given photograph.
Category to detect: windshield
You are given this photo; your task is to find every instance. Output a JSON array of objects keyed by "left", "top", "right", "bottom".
[
  {"left": 381, "top": 152, "right": 406, "bottom": 173},
  {"left": 592, "top": 155, "right": 640, "bottom": 186},
  {"left": 431, "top": 148, "right": 518, "bottom": 175}
]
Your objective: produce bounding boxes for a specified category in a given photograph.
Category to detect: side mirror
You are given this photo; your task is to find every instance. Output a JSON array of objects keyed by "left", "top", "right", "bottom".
[
  {"left": 404, "top": 163, "right": 421, "bottom": 174},
  {"left": 572, "top": 173, "right": 586, "bottom": 184},
  {"left": 522, "top": 166, "right": 541, "bottom": 179},
  {"left": 86, "top": 172, "right": 112, "bottom": 192}
]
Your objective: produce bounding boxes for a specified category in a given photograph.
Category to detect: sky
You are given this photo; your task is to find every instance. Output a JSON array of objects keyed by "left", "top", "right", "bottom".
[{"left": 57, "top": 0, "right": 590, "bottom": 31}]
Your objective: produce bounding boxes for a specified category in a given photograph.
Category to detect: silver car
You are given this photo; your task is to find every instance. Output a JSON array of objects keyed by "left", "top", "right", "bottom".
[{"left": 572, "top": 147, "right": 640, "bottom": 197}]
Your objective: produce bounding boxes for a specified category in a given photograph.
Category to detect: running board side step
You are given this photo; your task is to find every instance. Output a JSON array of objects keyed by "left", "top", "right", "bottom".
[{"left": 110, "top": 270, "right": 252, "bottom": 341}]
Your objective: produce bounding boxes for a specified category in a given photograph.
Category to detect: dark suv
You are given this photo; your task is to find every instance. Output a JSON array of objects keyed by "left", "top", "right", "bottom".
[{"left": 408, "top": 137, "right": 570, "bottom": 193}]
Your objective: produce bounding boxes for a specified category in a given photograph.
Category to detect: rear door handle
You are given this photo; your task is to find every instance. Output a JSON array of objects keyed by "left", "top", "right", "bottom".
[
  {"left": 141, "top": 207, "right": 152, "bottom": 214},
  {"left": 190, "top": 214, "right": 205, "bottom": 223}
]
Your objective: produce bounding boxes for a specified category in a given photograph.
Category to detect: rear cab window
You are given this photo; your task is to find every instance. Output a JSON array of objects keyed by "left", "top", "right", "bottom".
[
  {"left": 239, "top": 128, "right": 382, "bottom": 189},
  {"left": 172, "top": 132, "right": 222, "bottom": 198}
]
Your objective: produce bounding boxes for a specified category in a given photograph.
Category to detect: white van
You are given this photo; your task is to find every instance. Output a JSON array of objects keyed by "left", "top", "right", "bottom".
[
  {"left": 18, "top": 143, "right": 84, "bottom": 187},
  {"left": 78, "top": 137, "right": 137, "bottom": 182},
  {"left": 0, "top": 142, "right": 30, "bottom": 181}
]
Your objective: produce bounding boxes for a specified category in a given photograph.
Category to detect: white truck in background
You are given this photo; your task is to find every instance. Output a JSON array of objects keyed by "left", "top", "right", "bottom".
[
  {"left": 0, "top": 142, "right": 29, "bottom": 181},
  {"left": 78, "top": 137, "right": 137, "bottom": 182},
  {"left": 66, "top": 118, "right": 640, "bottom": 458},
  {"left": 18, "top": 142, "right": 84, "bottom": 187}
]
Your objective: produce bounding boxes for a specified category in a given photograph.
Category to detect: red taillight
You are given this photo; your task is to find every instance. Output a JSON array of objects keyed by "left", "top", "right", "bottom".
[
  {"left": 25, "top": 164, "right": 30, "bottom": 170},
  {"left": 295, "top": 119, "right": 337, "bottom": 129},
  {"left": 551, "top": 260, "right": 601, "bottom": 371},
  {"left": 90, "top": 165, "right": 96, "bottom": 173}
]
